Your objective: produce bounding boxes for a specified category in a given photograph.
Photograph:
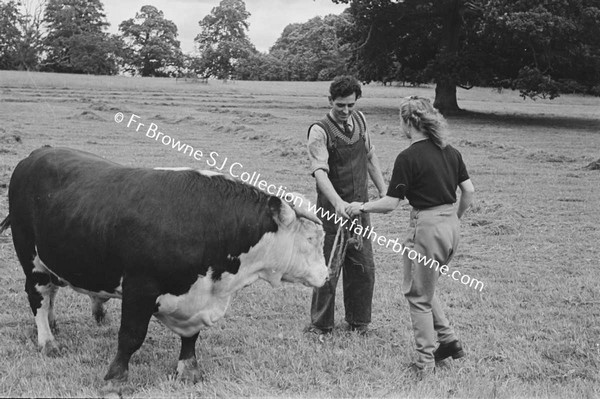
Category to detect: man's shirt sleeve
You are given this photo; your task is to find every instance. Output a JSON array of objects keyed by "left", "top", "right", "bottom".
[{"left": 307, "top": 124, "right": 330, "bottom": 175}]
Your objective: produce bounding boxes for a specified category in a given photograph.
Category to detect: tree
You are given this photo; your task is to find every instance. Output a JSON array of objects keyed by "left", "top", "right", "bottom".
[
  {"left": 478, "top": 0, "right": 600, "bottom": 99},
  {"left": 14, "top": 0, "right": 46, "bottom": 70},
  {"left": 0, "top": 1, "right": 22, "bottom": 69},
  {"left": 267, "top": 13, "right": 353, "bottom": 81},
  {"left": 334, "top": 0, "right": 600, "bottom": 113},
  {"left": 0, "top": 0, "right": 45, "bottom": 70},
  {"left": 234, "top": 12, "right": 353, "bottom": 81},
  {"left": 43, "top": 0, "right": 119, "bottom": 74},
  {"left": 119, "top": 5, "right": 183, "bottom": 77},
  {"left": 195, "top": 0, "right": 256, "bottom": 80},
  {"left": 234, "top": 52, "right": 288, "bottom": 81}
]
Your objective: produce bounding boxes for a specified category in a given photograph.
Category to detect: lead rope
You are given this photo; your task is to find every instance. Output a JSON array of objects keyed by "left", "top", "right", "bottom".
[
  {"left": 327, "top": 224, "right": 346, "bottom": 288},
  {"left": 327, "top": 223, "right": 344, "bottom": 271},
  {"left": 327, "top": 217, "right": 363, "bottom": 287}
]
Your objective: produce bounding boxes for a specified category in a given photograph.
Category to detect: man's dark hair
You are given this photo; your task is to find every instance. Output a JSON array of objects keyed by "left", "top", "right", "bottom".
[{"left": 329, "top": 75, "right": 362, "bottom": 101}]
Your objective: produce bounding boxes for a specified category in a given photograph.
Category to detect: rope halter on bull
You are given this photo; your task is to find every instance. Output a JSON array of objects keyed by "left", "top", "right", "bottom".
[{"left": 280, "top": 193, "right": 362, "bottom": 285}]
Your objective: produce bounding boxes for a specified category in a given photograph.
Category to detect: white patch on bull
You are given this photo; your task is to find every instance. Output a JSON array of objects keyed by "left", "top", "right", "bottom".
[
  {"left": 154, "top": 167, "right": 193, "bottom": 171},
  {"left": 32, "top": 253, "right": 58, "bottom": 331},
  {"left": 196, "top": 170, "right": 225, "bottom": 177},
  {"left": 34, "top": 283, "right": 57, "bottom": 349},
  {"left": 48, "top": 284, "right": 58, "bottom": 330},
  {"left": 154, "top": 269, "right": 234, "bottom": 336},
  {"left": 111, "top": 276, "right": 124, "bottom": 296},
  {"left": 153, "top": 167, "right": 229, "bottom": 179},
  {"left": 238, "top": 222, "right": 328, "bottom": 289},
  {"left": 154, "top": 225, "right": 327, "bottom": 336},
  {"left": 154, "top": 231, "right": 288, "bottom": 336},
  {"left": 32, "top": 253, "right": 51, "bottom": 274}
]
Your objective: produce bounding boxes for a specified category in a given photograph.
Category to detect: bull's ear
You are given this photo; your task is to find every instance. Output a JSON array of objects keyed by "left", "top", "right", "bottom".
[{"left": 268, "top": 196, "right": 295, "bottom": 227}]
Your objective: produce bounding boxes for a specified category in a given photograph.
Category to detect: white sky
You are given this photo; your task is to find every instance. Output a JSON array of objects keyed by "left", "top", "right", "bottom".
[{"left": 102, "top": 0, "right": 348, "bottom": 53}]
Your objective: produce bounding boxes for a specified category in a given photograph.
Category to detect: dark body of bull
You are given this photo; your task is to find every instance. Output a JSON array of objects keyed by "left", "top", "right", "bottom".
[{"left": 0, "top": 147, "right": 327, "bottom": 395}]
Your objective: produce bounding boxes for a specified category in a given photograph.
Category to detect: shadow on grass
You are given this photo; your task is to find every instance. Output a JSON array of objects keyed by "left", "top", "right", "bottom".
[{"left": 445, "top": 109, "right": 600, "bottom": 133}]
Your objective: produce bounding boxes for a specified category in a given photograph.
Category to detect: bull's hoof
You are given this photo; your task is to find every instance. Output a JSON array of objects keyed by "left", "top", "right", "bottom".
[
  {"left": 93, "top": 309, "right": 108, "bottom": 325},
  {"left": 91, "top": 297, "right": 109, "bottom": 325},
  {"left": 40, "top": 340, "right": 63, "bottom": 357},
  {"left": 99, "top": 380, "right": 134, "bottom": 398},
  {"left": 176, "top": 359, "right": 204, "bottom": 384},
  {"left": 49, "top": 319, "right": 59, "bottom": 333}
]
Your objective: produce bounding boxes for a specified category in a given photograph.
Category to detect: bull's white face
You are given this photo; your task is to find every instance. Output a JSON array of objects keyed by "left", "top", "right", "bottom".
[
  {"left": 153, "top": 198, "right": 327, "bottom": 338},
  {"left": 248, "top": 215, "right": 327, "bottom": 289},
  {"left": 277, "top": 218, "right": 327, "bottom": 287},
  {"left": 153, "top": 217, "right": 327, "bottom": 337},
  {"left": 240, "top": 194, "right": 328, "bottom": 288}
]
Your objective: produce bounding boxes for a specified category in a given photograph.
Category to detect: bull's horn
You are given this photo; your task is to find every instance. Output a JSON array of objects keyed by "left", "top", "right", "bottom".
[{"left": 284, "top": 192, "right": 322, "bottom": 225}]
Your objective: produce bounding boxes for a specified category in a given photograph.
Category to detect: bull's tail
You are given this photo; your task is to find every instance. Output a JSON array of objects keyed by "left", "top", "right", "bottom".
[{"left": 0, "top": 214, "right": 10, "bottom": 234}]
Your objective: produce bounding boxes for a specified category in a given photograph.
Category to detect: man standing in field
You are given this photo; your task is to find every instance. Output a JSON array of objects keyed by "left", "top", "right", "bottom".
[{"left": 306, "top": 75, "right": 387, "bottom": 336}]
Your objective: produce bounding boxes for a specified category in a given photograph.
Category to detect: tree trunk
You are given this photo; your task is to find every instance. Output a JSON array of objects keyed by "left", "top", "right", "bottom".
[
  {"left": 434, "top": 80, "right": 459, "bottom": 114},
  {"left": 433, "top": 0, "right": 462, "bottom": 114}
]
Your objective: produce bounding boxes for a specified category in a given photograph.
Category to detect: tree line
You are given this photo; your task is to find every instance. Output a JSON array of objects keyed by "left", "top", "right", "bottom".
[
  {"left": 0, "top": 0, "right": 351, "bottom": 80},
  {"left": 1, "top": 0, "right": 599, "bottom": 112}
]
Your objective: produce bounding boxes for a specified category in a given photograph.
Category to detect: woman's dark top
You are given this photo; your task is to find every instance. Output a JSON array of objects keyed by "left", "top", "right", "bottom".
[{"left": 386, "top": 139, "right": 469, "bottom": 209}]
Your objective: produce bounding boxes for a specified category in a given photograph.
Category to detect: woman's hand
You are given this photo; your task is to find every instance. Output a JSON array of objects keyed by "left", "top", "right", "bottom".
[{"left": 346, "top": 202, "right": 363, "bottom": 217}]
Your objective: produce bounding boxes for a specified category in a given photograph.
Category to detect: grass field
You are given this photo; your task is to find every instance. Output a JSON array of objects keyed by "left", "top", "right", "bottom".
[{"left": 0, "top": 70, "right": 599, "bottom": 398}]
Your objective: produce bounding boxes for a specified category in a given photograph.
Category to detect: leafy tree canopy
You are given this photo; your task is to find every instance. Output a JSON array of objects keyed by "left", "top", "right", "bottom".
[
  {"left": 119, "top": 5, "right": 183, "bottom": 77},
  {"left": 119, "top": 5, "right": 183, "bottom": 76},
  {"left": 42, "top": 0, "right": 119, "bottom": 74},
  {"left": 0, "top": 0, "right": 46, "bottom": 71},
  {"left": 333, "top": 0, "right": 600, "bottom": 112},
  {"left": 480, "top": 0, "right": 600, "bottom": 99},
  {"left": 0, "top": 1, "right": 22, "bottom": 70},
  {"left": 195, "top": 0, "right": 256, "bottom": 79},
  {"left": 268, "top": 13, "right": 353, "bottom": 81},
  {"left": 235, "top": 12, "right": 353, "bottom": 81}
]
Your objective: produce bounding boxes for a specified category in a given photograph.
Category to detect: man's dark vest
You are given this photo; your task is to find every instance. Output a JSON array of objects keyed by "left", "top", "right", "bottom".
[{"left": 308, "top": 111, "right": 369, "bottom": 231}]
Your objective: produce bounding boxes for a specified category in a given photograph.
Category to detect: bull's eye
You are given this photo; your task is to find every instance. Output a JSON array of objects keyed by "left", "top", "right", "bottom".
[{"left": 298, "top": 235, "right": 318, "bottom": 254}]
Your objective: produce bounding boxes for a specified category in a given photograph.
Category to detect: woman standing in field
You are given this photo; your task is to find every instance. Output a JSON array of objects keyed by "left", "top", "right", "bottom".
[{"left": 346, "top": 96, "right": 475, "bottom": 377}]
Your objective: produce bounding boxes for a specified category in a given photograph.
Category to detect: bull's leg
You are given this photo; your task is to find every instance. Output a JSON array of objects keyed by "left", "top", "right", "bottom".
[
  {"left": 30, "top": 276, "right": 61, "bottom": 356},
  {"left": 48, "top": 283, "right": 58, "bottom": 332},
  {"left": 176, "top": 333, "right": 203, "bottom": 383},
  {"left": 101, "top": 278, "right": 158, "bottom": 397},
  {"left": 28, "top": 255, "right": 62, "bottom": 356},
  {"left": 90, "top": 296, "right": 109, "bottom": 324},
  {"left": 11, "top": 224, "right": 62, "bottom": 356}
]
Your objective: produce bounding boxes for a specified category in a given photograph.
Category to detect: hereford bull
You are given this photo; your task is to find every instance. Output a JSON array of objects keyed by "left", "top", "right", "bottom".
[{"left": 0, "top": 146, "right": 328, "bottom": 395}]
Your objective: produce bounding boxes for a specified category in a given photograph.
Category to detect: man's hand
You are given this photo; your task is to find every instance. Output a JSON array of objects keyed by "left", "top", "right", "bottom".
[
  {"left": 334, "top": 200, "right": 351, "bottom": 219},
  {"left": 346, "top": 202, "right": 363, "bottom": 217}
]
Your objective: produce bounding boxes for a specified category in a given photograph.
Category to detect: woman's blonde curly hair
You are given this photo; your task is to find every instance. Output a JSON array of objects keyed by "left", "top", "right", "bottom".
[{"left": 399, "top": 96, "right": 449, "bottom": 149}]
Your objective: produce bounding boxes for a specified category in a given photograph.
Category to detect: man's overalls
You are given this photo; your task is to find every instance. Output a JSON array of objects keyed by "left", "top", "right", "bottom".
[{"left": 308, "top": 111, "right": 375, "bottom": 330}]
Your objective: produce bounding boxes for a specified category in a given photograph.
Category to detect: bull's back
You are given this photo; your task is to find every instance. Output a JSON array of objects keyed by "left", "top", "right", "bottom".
[
  {"left": 8, "top": 147, "right": 138, "bottom": 293},
  {"left": 9, "top": 147, "right": 123, "bottom": 234},
  {"left": 7, "top": 147, "right": 276, "bottom": 296},
  {"left": 9, "top": 146, "right": 121, "bottom": 202}
]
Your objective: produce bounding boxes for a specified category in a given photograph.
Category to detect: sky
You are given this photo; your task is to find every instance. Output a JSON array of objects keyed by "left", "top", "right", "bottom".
[{"left": 102, "top": 0, "right": 349, "bottom": 54}]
